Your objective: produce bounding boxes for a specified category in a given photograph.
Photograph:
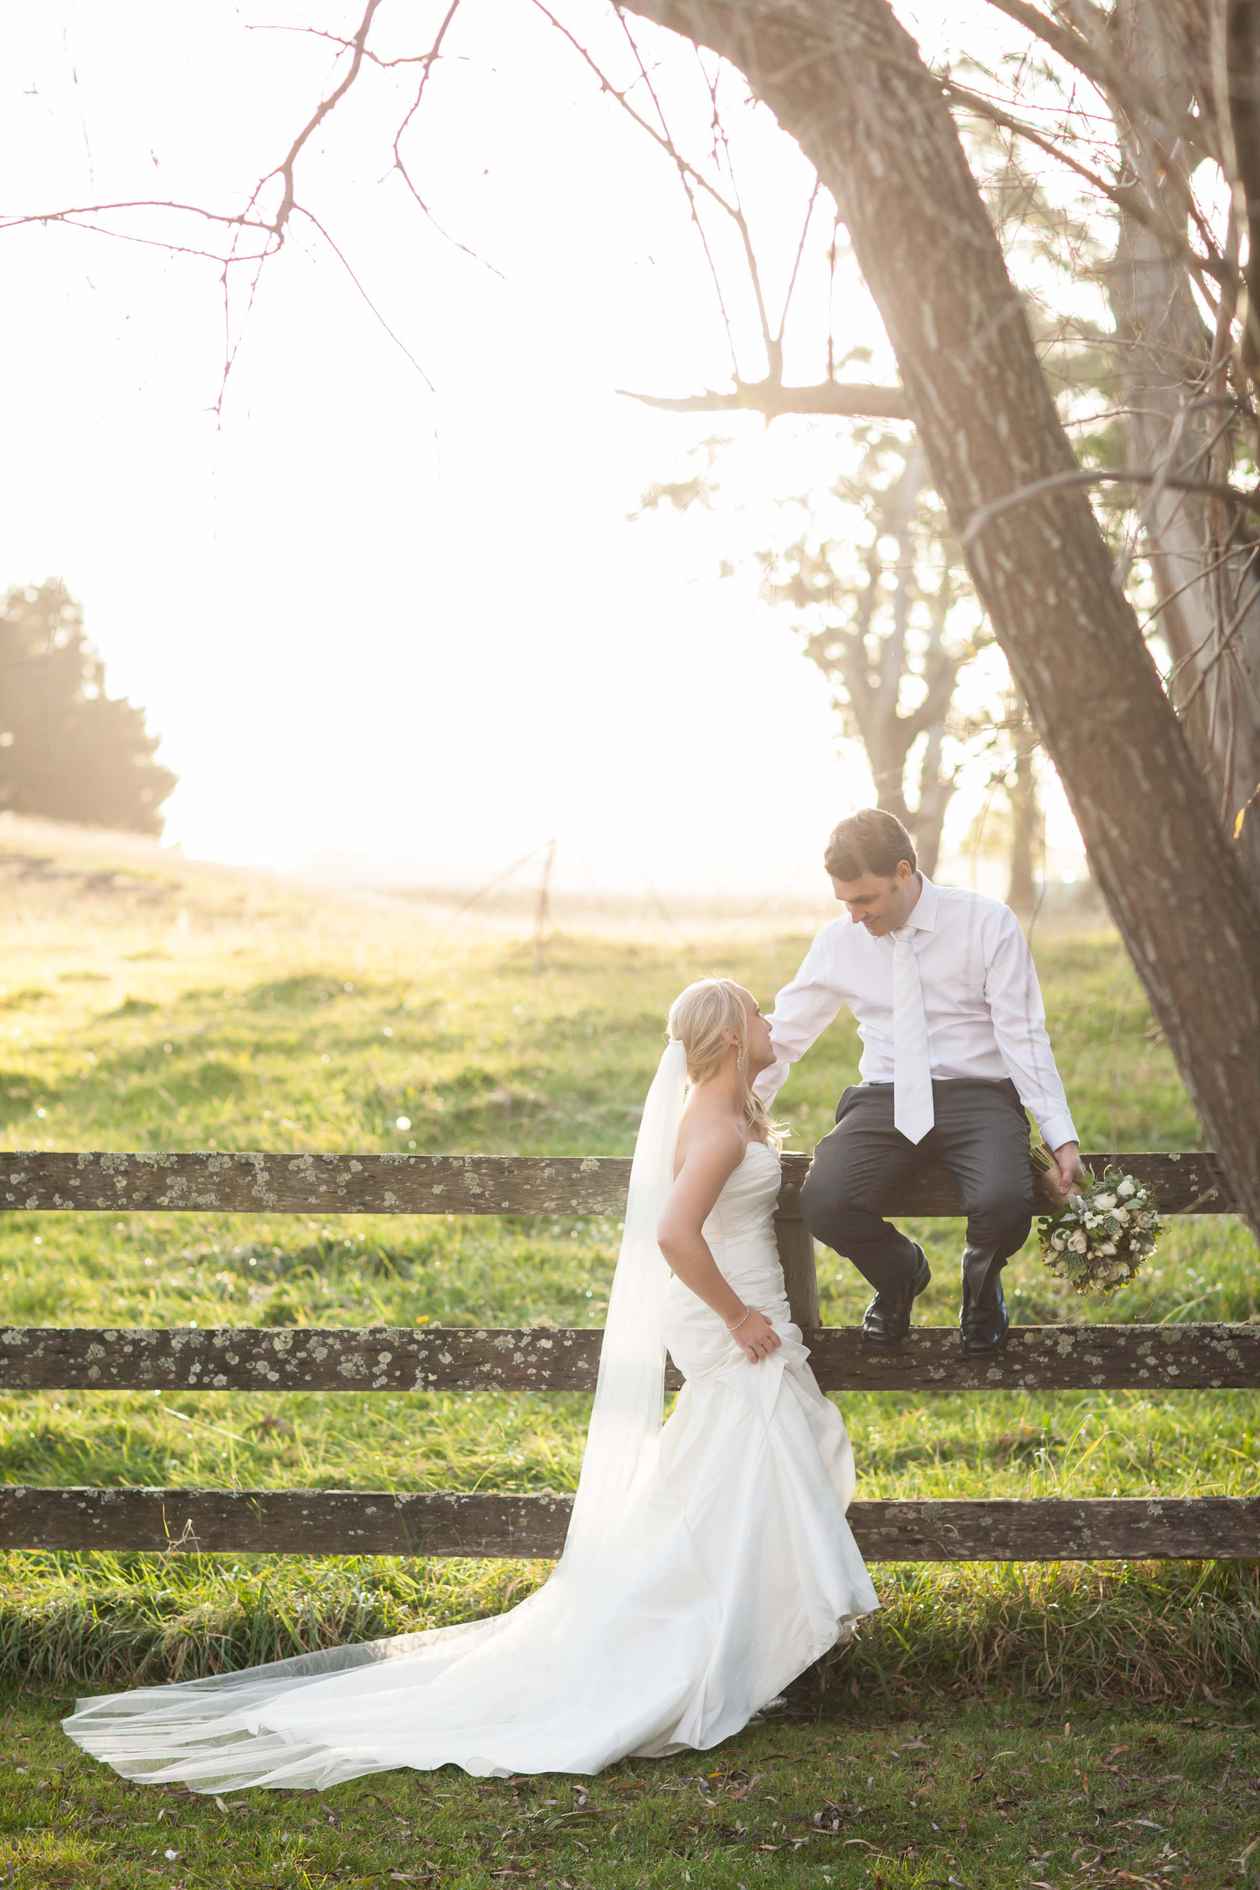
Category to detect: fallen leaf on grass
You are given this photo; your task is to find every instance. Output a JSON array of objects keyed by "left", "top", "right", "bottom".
[{"left": 811, "top": 1802, "right": 851, "bottom": 1832}]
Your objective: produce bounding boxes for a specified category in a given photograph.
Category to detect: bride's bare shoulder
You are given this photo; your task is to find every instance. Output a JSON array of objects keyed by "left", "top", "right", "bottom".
[{"left": 672, "top": 1113, "right": 746, "bottom": 1183}]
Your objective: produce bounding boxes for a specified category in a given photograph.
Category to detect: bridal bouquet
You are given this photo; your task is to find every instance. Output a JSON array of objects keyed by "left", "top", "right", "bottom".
[{"left": 1030, "top": 1146, "right": 1162, "bottom": 1295}]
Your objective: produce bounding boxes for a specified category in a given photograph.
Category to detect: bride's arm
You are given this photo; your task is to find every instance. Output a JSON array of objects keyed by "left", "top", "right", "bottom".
[
  {"left": 656, "top": 1127, "right": 782, "bottom": 1360},
  {"left": 752, "top": 921, "right": 848, "bottom": 1109}
]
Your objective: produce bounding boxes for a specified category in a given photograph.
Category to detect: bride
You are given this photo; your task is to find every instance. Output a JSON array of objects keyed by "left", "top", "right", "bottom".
[{"left": 61, "top": 977, "right": 881, "bottom": 1792}]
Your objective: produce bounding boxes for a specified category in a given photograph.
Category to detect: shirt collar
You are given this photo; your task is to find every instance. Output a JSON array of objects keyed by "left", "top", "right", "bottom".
[{"left": 901, "top": 870, "right": 939, "bottom": 932}]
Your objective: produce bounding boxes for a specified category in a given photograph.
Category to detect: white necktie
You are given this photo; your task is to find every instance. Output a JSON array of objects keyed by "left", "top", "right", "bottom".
[{"left": 892, "top": 924, "right": 934, "bottom": 1143}]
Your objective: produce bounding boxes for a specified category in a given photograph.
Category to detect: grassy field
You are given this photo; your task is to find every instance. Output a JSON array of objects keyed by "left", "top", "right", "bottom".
[{"left": 0, "top": 815, "right": 1256, "bottom": 1889}]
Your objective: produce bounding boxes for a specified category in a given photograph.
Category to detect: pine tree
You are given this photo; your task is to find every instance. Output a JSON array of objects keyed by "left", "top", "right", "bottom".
[{"left": 0, "top": 578, "right": 177, "bottom": 836}]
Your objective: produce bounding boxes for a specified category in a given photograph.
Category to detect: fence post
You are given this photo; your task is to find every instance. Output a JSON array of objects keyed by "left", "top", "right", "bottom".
[{"left": 775, "top": 1213, "right": 820, "bottom": 1329}]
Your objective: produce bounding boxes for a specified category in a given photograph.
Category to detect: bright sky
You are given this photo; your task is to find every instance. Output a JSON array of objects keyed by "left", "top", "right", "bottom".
[{"left": 0, "top": 0, "right": 1088, "bottom": 898}]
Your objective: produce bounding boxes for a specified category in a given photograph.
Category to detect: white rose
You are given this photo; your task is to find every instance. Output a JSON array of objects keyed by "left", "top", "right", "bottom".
[
  {"left": 1099, "top": 1242, "right": 1116, "bottom": 1256},
  {"left": 1118, "top": 1177, "right": 1137, "bottom": 1198},
  {"left": 1093, "top": 1193, "right": 1117, "bottom": 1211},
  {"left": 1069, "top": 1231, "right": 1088, "bottom": 1253},
  {"left": 1110, "top": 1206, "right": 1129, "bottom": 1224}
]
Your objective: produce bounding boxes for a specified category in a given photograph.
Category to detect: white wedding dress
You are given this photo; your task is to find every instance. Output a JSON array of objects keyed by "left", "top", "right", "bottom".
[{"left": 61, "top": 1138, "right": 880, "bottom": 1792}]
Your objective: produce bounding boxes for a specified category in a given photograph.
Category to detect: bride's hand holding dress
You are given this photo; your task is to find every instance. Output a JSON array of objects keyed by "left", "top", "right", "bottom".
[{"left": 657, "top": 1113, "right": 783, "bottom": 1367}]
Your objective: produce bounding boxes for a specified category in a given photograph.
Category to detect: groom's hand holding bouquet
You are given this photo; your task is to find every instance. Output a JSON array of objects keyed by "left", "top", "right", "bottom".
[
  {"left": 1031, "top": 1141, "right": 1162, "bottom": 1296},
  {"left": 1037, "top": 1140, "right": 1088, "bottom": 1205}
]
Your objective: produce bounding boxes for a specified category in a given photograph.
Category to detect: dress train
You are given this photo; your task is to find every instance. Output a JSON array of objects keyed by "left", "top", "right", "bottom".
[{"left": 61, "top": 1140, "right": 880, "bottom": 1790}]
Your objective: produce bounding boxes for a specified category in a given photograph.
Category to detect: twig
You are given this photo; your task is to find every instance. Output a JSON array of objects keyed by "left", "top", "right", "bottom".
[
  {"left": 246, "top": 20, "right": 449, "bottom": 71},
  {"left": 941, "top": 76, "right": 1231, "bottom": 295},
  {"left": 293, "top": 205, "right": 435, "bottom": 390},
  {"left": 389, "top": 0, "right": 499, "bottom": 274},
  {"left": 1151, "top": 538, "right": 1260, "bottom": 667},
  {"left": 981, "top": 0, "right": 1219, "bottom": 164},
  {"left": 1178, "top": 572, "right": 1260, "bottom": 716},
  {"left": 963, "top": 467, "right": 1260, "bottom": 546},
  {"left": 527, "top": 0, "right": 740, "bottom": 226},
  {"left": 0, "top": 198, "right": 272, "bottom": 239},
  {"left": 618, "top": 7, "right": 741, "bottom": 380},
  {"left": 778, "top": 175, "right": 822, "bottom": 350}
]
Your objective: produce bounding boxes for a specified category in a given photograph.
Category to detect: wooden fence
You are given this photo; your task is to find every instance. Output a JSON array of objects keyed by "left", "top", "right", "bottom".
[{"left": 1, "top": 1149, "right": 1256, "bottom": 1563}]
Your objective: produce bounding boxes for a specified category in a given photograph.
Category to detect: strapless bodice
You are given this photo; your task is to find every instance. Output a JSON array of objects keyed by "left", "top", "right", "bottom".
[
  {"left": 663, "top": 1139, "right": 806, "bottom": 1389},
  {"left": 697, "top": 1138, "right": 782, "bottom": 1252}
]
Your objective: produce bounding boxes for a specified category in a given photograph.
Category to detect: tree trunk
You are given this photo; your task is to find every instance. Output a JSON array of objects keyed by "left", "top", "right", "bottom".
[
  {"left": 1006, "top": 724, "right": 1040, "bottom": 917},
  {"left": 913, "top": 721, "right": 949, "bottom": 880},
  {"left": 858, "top": 439, "right": 955, "bottom": 874},
  {"left": 1100, "top": 0, "right": 1260, "bottom": 893},
  {"left": 792, "top": 435, "right": 962, "bottom": 870},
  {"left": 627, "top": 0, "right": 1260, "bottom": 1232}
]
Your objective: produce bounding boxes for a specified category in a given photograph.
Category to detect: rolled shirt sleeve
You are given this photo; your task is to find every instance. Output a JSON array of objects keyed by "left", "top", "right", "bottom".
[
  {"left": 984, "top": 907, "right": 1078, "bottom": 1151},
  {"left": 752, "top": 925, "right": 848, "bottom": 1109}
]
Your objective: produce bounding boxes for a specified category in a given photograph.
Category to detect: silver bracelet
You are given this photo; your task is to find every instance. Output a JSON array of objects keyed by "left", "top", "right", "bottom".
[{"left": 726, "top": 1306, "right": 753, "bottom": 1332}]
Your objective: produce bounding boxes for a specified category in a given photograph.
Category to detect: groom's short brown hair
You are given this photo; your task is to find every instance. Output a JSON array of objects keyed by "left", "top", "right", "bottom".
[{"left": 824, "top": 808, "right": 917, "bottom": 880}]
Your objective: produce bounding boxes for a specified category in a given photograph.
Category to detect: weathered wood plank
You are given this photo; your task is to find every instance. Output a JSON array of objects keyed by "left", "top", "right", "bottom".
[
  {"left": 0, "top": 1150, "right": 1236, "bottom": 1214},
  {"left": 2, "top": 1322, "right": 1257, "bottom": 1392},
  {"left": 802, "top": 1321, "right": 1260, "bottom": 1390},
  {"left": 777, "top": 1216, "right": 820, "bottom": 1329},
  {"left": 0, "top": 1487, "right": 1254, "bottom": 1559}
]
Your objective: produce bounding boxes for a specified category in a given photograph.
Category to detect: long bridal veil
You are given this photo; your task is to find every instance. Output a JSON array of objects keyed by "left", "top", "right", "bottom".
[
  {"left": 561, "top": 1035, "right": 688, "bottom": 1572},
  {"left": 61, "top": 1037, "right": 693, "bottom": 1791}
]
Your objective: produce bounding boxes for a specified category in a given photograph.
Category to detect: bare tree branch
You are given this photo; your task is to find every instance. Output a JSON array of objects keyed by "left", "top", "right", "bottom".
[
  {"left": 777, "top": 174, "right": 822, "bottom": 350},
  {"left": 942, "top": 76, "right": 1232, "bottom": 294},
  {"left": 0, "top": 198, "right": 272, "bottom": 251},
  {"left": 1180, "top": 558, "right": 1260, "bottom": 717},
  {"left": 687, "top": 37, "right": 778, "bottom": 379},
  {"left": 963, "top": 466, "right": 1260, "bottom": 547},
  {"left": 292, "top": 205, "right": 435, "bottom": 390},
  {"left": 261, "top": 0, "right": 385, "bottom": 254},
  {"left": 619, "top": 9, "right": 743, "bottom": 377},
  {"left": 246, "top": 20, "right": 446, "bottom": 71},
  {"left": 527, "top": 1, "right": 740, "bottom": 224},
  {"left": 388, "top": 0, "right": 498, "bottom": 274},
  {"left": 982, "top": 0, "right": 1218, "bottom": 163},
  {"left": 616, "top": 376, "right": 909, "bottom": 418}
]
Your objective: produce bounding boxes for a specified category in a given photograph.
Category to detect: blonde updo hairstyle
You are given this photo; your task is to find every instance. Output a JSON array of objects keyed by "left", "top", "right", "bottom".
[{"left": 666, "top": 977, "right": 781, "bottom": 1150}]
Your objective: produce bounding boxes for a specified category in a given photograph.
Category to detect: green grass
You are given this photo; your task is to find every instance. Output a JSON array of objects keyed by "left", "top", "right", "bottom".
[
  {"left": 0, "top": 818, "right": 1257, "bottom": 1886},
  {"left": 3, "top": 1684, "right": 1258, "bottom": 1888}
]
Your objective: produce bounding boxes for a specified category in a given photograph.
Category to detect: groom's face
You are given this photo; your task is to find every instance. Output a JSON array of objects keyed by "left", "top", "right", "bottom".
[{"left": 830, "top": 863, "right": 915, "bottom": 935}]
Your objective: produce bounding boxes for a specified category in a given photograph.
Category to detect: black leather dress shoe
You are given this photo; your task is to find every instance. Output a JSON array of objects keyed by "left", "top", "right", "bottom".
[
  {"left": 860, "top": 1243, "right": 931, "bottom": 1346},
  {"left": 959, "top": 1244, "right": 1010, "bottom": 1352}
]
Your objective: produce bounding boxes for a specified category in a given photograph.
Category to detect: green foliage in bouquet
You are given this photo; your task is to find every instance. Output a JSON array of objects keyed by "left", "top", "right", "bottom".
[{"left": 1030, "top": 1146, "right": 1163, "bottom": 1296}]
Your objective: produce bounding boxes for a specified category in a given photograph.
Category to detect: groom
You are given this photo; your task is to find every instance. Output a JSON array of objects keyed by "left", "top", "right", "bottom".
[{"left": 753, "top": 808, "right": 1085, "bottom": 1353}]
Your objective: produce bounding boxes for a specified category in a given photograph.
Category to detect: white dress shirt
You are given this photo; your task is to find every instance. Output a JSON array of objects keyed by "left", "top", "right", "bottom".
[{"left": 752, "top": 872, "right": 1078, "bottom": 1152}]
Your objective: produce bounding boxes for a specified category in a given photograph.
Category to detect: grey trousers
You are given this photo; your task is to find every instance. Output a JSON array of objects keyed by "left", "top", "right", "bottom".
[{"left": 798, "top": 1077, "right": 1036, "bottom": 1294}]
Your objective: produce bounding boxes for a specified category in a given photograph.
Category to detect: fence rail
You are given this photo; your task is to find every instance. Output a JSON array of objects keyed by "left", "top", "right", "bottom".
[
  {"left": 0, "top": 1149, "right": 1235, "bottom": 1215},
  {"left": 1, "top": 1147, "right": 1252, "bottom": 1565},
  {"left": 1, "top": 1488, "right": 1254, "bottom": 1561},
  {"left": 1, "top": 1321, "right": 1257, "bottom": 1393}
]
